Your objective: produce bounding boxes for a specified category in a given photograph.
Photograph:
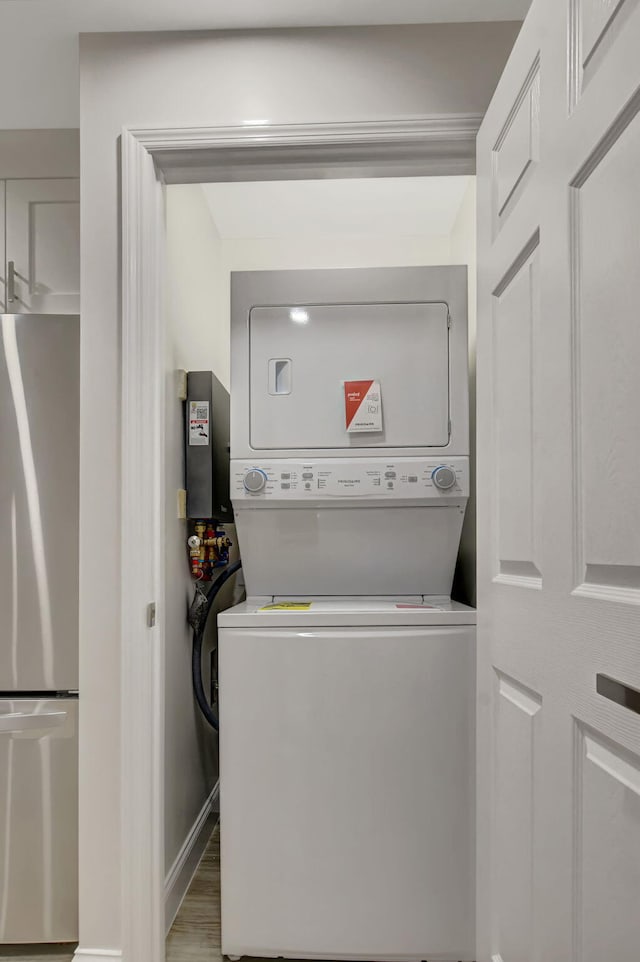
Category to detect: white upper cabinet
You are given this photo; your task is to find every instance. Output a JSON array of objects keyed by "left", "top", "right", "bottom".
[{"left": 5, "top": 178, "right": 80, "bottom": 314}]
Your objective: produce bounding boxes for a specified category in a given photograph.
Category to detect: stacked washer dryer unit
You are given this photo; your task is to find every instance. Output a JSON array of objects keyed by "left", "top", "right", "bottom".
[{"left": 219, "top": 267, "right": 475, "bottom": 962}]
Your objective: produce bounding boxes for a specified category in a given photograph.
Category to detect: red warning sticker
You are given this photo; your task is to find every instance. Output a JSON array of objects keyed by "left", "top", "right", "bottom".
[
  {"left": 188, "top": 400, "right": 210, "bottom": 446},
  {"left": 344, "top": 380, "right": 382, "bottom": 433}
]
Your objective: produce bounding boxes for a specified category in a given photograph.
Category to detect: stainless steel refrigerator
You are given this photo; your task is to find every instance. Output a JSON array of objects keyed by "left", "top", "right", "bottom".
[{"left": 0, "top": 314, "right": 79, "bottom": 944}]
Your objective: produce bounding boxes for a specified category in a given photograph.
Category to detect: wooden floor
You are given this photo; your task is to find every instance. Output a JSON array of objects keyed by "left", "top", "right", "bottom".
[
  {"left": 0, "top": 948, "right": 75, "bottom": 962},
  {"left": 166, "top": 821, "right": 222, "bottom": 962},
  {"left": 0, "top": 823, "right": 222, "bottom": 962}
]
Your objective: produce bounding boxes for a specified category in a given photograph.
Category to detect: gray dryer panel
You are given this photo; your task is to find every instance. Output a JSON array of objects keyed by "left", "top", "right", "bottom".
[{"left": 231, "top": 266, "right": 469, "bottom": 459}]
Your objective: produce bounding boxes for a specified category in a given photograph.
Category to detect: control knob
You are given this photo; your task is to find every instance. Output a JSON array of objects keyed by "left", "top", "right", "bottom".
[
  {"left": 431, "top": 465, "right": 457, "bottom": 491},
  {"left": 243, "top": 468, "right": 268, "bottom": 493}
]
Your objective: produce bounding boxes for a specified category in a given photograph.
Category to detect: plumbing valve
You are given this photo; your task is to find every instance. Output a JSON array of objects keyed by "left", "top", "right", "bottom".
[{"left": 188, "top": 521, "right": 232, "bottom": 581}]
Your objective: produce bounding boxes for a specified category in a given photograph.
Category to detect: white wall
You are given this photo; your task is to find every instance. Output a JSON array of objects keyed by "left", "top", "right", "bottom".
[
  {"left": 164, "top": 186, "right": 243, "bottom": 897},
  {"left": 163, "top": 186, "right": 220, "bottom": 884},
  {"left": 164, "top": 185, "right": 226, "bottom": 386},
  {"left": 0, "top": 129, "right": 79, "bottom": 178},
  {"left": 0, "top": 4, "right": 525, "bottom": 130},
  {"left": 79, "top": 23, "right": 517, "bottom": 953}
]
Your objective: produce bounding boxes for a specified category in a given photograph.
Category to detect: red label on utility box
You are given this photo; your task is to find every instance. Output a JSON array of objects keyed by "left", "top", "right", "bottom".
[{"left": 344, "top": 380, "right": 382, "bottom": 433}]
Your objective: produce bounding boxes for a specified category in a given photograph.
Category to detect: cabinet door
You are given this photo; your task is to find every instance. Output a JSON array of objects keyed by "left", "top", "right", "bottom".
[
  {"left": 0, "top": 181, "right": 5, "bottom": 312},
  {"left": 6, "top": 178, "right": 79, "bottom": 314}
]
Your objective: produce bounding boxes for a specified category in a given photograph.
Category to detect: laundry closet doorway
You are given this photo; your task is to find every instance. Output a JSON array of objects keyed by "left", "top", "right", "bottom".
[{"left": 119, "top": 121, "right": 479, "bottom": 962}]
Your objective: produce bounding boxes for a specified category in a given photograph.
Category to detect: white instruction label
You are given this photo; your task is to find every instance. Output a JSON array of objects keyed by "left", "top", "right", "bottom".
[
  {"left": 189, "top": 400, "right": 210, "bottom": 446},
  {"left": 344, "top": 379, "right": 383, "bottom": 433}
]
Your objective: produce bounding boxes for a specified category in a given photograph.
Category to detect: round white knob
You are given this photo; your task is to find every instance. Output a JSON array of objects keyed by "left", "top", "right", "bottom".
[
  {"left": 432, "top": 465, "right": 457, "bottom": 491},
  {"left": 243, "top": 468, "right": 268, "bottom": 493}
]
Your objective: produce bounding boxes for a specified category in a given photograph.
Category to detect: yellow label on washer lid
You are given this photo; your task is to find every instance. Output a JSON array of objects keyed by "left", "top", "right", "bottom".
[{"left": 259, "top": 602, "right": 313, "bottom": 611}]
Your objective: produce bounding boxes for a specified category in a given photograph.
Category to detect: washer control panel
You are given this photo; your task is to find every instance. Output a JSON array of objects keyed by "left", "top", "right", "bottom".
[{"left": 232, "top": 457, "right": 468, "bottom": 500}]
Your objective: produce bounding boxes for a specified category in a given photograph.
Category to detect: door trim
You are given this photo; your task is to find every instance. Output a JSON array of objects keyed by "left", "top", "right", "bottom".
[
  {"left": 119, "top": 116, "right": 477, "bottom": 962},
  {"left": 130, "top": 114, "right": 482, "bottom": 183}
]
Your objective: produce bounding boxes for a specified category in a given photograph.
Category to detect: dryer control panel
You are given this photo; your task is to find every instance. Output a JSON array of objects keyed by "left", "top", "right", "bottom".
[{"left": 231, "top": 457, "right": 468, "bottom": 501}]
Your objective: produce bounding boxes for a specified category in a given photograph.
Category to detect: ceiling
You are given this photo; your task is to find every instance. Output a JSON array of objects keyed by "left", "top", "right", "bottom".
[
  {"left": 0, "top": 0, "right": 530, "bottom": 129},
  {"left": 201, "top": 176, "right": 472, "bottom": 240}
]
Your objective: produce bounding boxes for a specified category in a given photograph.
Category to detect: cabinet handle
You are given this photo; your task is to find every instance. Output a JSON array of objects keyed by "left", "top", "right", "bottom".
[{"left": 7, "top": 260, "right": 16, "bottom": 306}]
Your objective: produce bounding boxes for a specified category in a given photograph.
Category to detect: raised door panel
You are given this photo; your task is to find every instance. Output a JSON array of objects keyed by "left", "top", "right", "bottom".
[
  {"left": 572, "top": 108, "right": 640, "bottom": 603},
  {"left": 575, "top": 726, "right": 640, "bottom": 962},
  {"left": 571, "top": 0, "right": 638, "bottom": 106},
  {"left": 493, "top": 61, "right": 540, "bottom": 231},
  {"left": 6, "top": 179, "right": 79, "bottom": 314},
  {"left": 492, "top": 240, "right": 541, "bottom": 589},
  {"left": 493, "top": 675, "right": 542, "bottom": 962},
  {"left": 582, "top": 0, "right": 629, "bottom": 58}
]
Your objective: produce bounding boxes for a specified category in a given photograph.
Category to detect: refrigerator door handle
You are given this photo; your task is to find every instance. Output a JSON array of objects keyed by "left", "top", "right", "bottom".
[{"left": 0, "top": 710, "right": 67, "bottom": 733}]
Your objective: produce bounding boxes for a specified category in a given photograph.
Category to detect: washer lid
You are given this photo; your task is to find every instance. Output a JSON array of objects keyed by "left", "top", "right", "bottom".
[{"left": 218, "top": 596, "right": 476, "bottom": 628}]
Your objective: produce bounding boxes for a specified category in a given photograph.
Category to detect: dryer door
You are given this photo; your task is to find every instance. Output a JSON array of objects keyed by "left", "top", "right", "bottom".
[{"left": 249, "top": 301, "right": 450, "bottom": 450}]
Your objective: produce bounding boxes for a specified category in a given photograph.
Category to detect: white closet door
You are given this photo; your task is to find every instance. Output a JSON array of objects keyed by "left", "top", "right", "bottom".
[
  {"left": 0, "top": 181, "right": 5, "bottom": 312},
  {"left": 477, "top": 1, "right": 640, "bottom": 960},
  {"left": 6, "top": 178, "right": 79, "bottom": 314}
]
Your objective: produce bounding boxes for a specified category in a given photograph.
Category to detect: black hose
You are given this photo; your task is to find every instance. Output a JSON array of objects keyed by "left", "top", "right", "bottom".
[{"left": 191, "top": 560, "right": 242, "bottom": 731}]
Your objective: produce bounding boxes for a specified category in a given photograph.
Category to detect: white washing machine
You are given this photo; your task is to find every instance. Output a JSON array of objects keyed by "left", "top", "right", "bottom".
[
  {"left": 219, "top": 597, "right": 475, "bottom": 961},
  {"left": 219, "top": 267, "right": 475, "bottom": 961}
]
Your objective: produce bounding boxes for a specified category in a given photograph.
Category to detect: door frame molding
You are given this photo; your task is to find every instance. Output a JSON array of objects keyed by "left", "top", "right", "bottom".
[{"left": 118, "top": 114, "right": 479, "bottom": 962}]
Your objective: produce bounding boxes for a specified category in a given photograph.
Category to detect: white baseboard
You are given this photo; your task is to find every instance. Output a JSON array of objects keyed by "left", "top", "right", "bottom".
[
  {"left": 164, "top": 780, "right": 219, "bottom": 933},
  {"left": 73, "top": 950, "right": 123, "bottom": 961}
]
